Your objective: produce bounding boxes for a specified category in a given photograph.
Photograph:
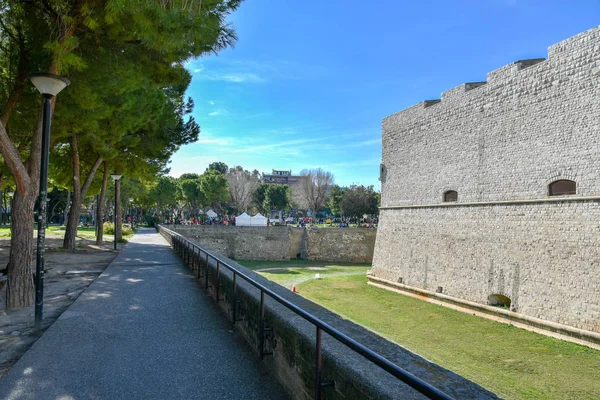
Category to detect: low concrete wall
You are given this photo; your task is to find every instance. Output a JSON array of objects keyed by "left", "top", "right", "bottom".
[
  {"left": 169, "top": 225, "right": 376, "bottom": 263},
  {"left": 160, "top": 227, "right": 498, "bottom": 399}
]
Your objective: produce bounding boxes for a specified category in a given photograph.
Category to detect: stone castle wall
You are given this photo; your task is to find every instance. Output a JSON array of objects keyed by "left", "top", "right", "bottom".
[
  {"left": 169, "top": 225, "right": 376, "bottom": 263},
  {"left": 372, "top": 25, "right": 600, "bottom": 334},
  {"left": 307, "top": 228, "right": 375, "bottom": 263}
]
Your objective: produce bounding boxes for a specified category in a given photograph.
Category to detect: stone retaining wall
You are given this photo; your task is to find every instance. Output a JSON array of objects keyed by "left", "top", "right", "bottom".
[
  {"left": 160, "top": 227, "right": 498, "bottom": 399},
  {"left": 169, "top": 225, "right": 376, "bottom": 263}
]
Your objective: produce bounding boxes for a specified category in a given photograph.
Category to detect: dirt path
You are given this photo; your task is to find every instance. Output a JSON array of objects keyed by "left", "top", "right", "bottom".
[{"left": 0, "top": 233, "right": 118, "bottom": 378}]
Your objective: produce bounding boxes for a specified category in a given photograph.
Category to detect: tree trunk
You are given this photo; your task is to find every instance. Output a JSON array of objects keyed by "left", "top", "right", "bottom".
[
  {"left": 63, "top": 190, "right": 81, "bottom": 250},
  {"left": 0, "top": 189, "right": 4, "bottom": 225},
  {"left": 115, "top": 180, "right": 122, "bottom": 241},
  {"left": 50, "top": 201, "right": 60, "bottom": 224},
  {"left": 63, "top": 135, "right": 102, "bottom": 250},
  {"left": 63, "top": 190, "right": 70, "bottom": 225},
  {"left": 6, "top": 189, "right": 36, "bottom": 309},
  {"left": 63, "top": 135, "right": 82, "bottom": 250},
  {"left": 95, "top": 162, "right": 109, "bottom": 245},
  {"left": 1, "top": 106, "right": 43, "bottom": 309}
]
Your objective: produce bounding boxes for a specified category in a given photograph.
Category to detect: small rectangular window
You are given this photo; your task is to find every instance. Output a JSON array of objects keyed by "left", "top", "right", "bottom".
[
  {"left": 444, "top": 190, "right": 458, "bottom": 202},
  {"left": 549, "top": 180, "right": 576, "bottom": 196}
]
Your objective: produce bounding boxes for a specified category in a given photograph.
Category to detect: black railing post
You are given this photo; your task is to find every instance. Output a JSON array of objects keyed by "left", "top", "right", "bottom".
[
  {"left": 232, "top": 272, "right": 237, "bottom": 324},
  {"left": 205, "top": 253, "right": 210, "bottom": 289},
  {"left": 216, "top": 260, "right": 221, "bottom": 302},
  {"left": 315, "top": 327, "right": 323, "bottom": 400},
  {"left": 185, "top": 242, "right": 189, "bottom": 266},
  {"left": 259, "top": 290, "right": 265, "bottom": 359},
  {"left": 193, "top": 247, "right": 198, "bottom": 277},
  {"left": 198, "top": 250, "right": 204, "bottom": 279}
]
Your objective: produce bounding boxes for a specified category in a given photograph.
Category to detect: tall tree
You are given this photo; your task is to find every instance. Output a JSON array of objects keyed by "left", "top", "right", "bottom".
[
  {"left": 326, "top": 184, "right": 346, "bottom": 216},
  {"left": 179, "top": 173, "right": 204, "bottom": 217},
  {"left": 291, "top": 168, "right": 334, "bottom": 217},
  {"left": 0, "top": 0, "right": 242, "bottom": 307},
  {"left": 253, "top": 184, "right": 268, "bottom": 214},
  {"left": 263, "top": 184, "right": 289, "bottom": 212},
  {"left": 0, "top": 0, "right": 88, "bottom": 308},
  {"left": 199, "top": 170, "right": 229, "bottom": 212},
  {"left": 207, "top": 161, "right": 229, "bottom": 175},
  {"left": 149, "top": 176, "right": 179, "bottom": 221},
  {"left": 340, "top": 185, "right": 379, "bottom": 221},
  {"left": 227, "top": 166, "right": 259, "bottom": 214}
]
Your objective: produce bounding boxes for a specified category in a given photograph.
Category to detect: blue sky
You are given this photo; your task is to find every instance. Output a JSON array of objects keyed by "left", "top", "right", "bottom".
[{"left": 169, "top": 0, "right": 600, "bottom": 188}]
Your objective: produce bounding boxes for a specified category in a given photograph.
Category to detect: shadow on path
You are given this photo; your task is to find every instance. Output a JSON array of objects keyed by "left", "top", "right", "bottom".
[{"left": 0, "top": 228, "right": 286, "bottom": 400}]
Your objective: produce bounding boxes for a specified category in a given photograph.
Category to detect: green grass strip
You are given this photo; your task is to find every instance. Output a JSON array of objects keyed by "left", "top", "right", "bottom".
[{"left": 239, "top": 260, "right": 600, "bottom": 400}]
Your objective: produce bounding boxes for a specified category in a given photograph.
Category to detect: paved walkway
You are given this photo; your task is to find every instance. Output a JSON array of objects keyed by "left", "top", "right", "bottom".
[{"left": 0, "top": 228, "right": 286, "bottom": 399}]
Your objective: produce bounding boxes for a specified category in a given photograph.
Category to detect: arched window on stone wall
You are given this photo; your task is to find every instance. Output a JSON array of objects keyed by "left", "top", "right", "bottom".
[
  {"left": 443, "top": 190, "right": 458, "bottom": 202},
  {"left": 488, "top": 294, "right": 511, "bottom": 309},
  {"left": 548, "top": 180, "right": 576, "bottom": 196}
]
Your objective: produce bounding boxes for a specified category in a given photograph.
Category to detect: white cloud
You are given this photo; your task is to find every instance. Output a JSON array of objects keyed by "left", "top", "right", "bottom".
[
  {"left": 206, "top": 73, "right": 266, "bottom": 83},
  {"left": 185, "top": 58, "right": 322, "bottom": 85},
  {"left": 195, "top": 138, "right": 229, "bottom": 145},
  {"left": 208, "top": 108, "right": 228, "bottom": 117}
]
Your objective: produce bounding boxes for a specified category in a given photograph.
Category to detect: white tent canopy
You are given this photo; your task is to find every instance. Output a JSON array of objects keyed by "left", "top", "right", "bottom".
[
  {"left": 235, "top": 212, "right": 252, "bottom": 226},
  {"left": 206, "top": 209, "right": 218, "bottom": 218},
  {"left": 250, "top": 213, "right": 268, "bottom": 226}
]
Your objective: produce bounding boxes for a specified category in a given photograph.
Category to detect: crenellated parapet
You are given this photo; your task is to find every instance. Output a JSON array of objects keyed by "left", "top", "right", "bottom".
[
  {"left": 441, "top": 81, "right": 487, "bottom": 101},
  {"left": 548, "top": 25, "right": 600, "bottom": 58},
  {"left": 384, "top": 25, "right": 600, "bottom": 121},
  {"left": 486, "top": 58, "right": 546, "bottom": 82}
]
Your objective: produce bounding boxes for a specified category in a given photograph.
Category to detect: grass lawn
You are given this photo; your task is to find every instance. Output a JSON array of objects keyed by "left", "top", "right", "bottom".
[
  {"left": 239, "top": 259, "right": 370, "bottom": 288},
  {"left": 238, "top": 260, "right": 600, "bottom": 400},
  {"left": 0, "top": 225, "right": 134, "bottom": 240}
]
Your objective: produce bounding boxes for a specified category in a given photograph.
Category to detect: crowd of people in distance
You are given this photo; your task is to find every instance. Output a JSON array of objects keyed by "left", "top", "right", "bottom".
[
  {"left": 165, "top": 216, "right": 236, "bottom": 226},
  {"left": 163, "top": 215, "right": 378, "bottom": 228},
  {"left": 290, "top": 216, "right": 378, "bottom": 228}
]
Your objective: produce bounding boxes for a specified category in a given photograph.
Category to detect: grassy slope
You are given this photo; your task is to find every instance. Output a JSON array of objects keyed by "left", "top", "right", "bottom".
[{"left": 238, "top": 260, "right": 600, "bottom": 400}]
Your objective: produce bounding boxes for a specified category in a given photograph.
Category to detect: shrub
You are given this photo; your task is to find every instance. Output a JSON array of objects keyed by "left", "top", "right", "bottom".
[
  {"left": 103, "top": 222, "right": 134, "bottom": 236},
  {"left": 103, "top": 222, "right": 115, "bottom": 235}
]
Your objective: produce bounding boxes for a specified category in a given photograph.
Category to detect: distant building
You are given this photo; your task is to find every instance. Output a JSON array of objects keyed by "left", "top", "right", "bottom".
[{"left": 261, "top": 169, "right": 301, "bottom": 185}]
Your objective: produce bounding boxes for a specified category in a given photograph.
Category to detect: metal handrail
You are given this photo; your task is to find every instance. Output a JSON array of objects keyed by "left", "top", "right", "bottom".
[{"left": 157, "top": 224, "right": 454, "bottom": 400}]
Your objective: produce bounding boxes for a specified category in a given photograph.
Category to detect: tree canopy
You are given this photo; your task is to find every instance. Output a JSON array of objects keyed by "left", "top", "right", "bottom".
[{"left": 0, "top": 0, "right": 243, "bottom": 308}]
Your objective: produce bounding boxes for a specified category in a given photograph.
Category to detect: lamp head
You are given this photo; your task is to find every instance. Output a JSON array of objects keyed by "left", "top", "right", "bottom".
[
  {"left": 110, "top": 174, "right": 122, "bottom": 181},
  {"left": 30, "top": 73, "right": 70, "bottom": 97}
]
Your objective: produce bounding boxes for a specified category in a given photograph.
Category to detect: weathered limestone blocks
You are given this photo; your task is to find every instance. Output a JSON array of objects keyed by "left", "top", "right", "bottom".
[
  {"left": 373, "top": 25, "right": 600, "bottom": 336},
  {"left": 169, "top": 225, "right": 376, "bottom": 263}
]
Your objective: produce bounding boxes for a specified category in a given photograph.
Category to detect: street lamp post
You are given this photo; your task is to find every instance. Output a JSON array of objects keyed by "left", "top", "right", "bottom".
[
  {"left": 110, "top": 174, "right": 122, "bottom": 250},
  {"left": 30, "top": 73, "right": 70, "bottom": 330}
]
